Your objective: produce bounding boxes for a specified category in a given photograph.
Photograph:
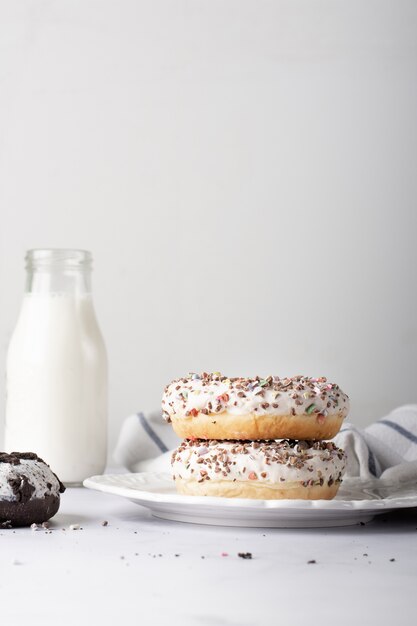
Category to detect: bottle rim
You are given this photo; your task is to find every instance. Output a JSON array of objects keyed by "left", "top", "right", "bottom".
[{"left": 26, "top": 249, "right": 93, "bottom": 269}]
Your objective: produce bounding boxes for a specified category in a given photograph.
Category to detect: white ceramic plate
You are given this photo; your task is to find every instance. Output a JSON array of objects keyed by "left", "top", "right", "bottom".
[{"left": 83, "top": 472, "right": 417, "bottom": 528}]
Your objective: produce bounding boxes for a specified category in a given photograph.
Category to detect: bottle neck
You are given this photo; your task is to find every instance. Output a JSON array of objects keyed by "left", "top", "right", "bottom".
[{"left": 25, "top": 249, "right": 93, "bottom": 295}]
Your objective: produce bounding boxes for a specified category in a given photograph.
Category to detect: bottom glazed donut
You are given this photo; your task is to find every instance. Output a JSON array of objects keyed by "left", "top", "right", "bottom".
[{"left": 171, "top": 439, "right": 347, "bottom": 500}]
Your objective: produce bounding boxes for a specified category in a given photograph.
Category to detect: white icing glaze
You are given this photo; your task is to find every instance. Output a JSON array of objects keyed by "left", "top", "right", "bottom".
[
  {"left": 171, "top": 440, "right": 347, "bottom": 487},
  {"left": 162, "top": 373, "right": 349, "bottom": 421},
  {"left": 0, "top": 459, "right": 62, "bottom": 501}
]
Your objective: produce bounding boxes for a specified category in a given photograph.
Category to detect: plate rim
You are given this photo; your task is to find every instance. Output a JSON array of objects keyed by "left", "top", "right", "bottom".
[{"left": 83, "top": 471, "right": 417, "bottom": 512}]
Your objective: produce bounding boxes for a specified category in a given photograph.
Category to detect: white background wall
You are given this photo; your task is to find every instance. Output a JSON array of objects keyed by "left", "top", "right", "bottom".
[{"left": 1, "top": 0, "right": 416, "bottom": 455}]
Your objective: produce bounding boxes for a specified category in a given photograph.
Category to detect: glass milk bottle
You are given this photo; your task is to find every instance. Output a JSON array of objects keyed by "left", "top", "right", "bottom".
[{"left": 5, "top": 249, "right": 107, "bottom": 485}]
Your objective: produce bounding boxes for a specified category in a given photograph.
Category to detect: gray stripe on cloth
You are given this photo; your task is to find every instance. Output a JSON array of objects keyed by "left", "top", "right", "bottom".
[
  {"left": 379, "top": 419, "right": 417, "bottom": 445},
  {"left": 137, "top": 412, "right": 169, "bottom": 453}
]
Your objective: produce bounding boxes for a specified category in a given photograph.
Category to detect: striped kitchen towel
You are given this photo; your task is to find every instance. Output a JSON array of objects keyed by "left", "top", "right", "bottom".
[
  {"left": 113, "top": 411, "right": 179, "bottom": 473},
  {"left": 113, "top": 405, "right": 417, "bottom": 485},
  {"left": 334, "top": 405, "right": 417, "bottom": 484}
]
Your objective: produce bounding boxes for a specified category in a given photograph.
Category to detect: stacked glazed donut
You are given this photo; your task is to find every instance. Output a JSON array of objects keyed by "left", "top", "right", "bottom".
[{"left": 163, "top": 373, "right": 349, "bottom": 500}]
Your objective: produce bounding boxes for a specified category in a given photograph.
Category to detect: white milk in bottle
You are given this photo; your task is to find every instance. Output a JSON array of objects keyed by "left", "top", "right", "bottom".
[{"left": 5, "top": 249, "right": 107, "bottom": 485}]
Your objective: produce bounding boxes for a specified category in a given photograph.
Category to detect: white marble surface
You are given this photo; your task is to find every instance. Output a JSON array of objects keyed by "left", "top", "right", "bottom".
[{"left": 1, "top": 487, "right": 417, "bottom": 625}]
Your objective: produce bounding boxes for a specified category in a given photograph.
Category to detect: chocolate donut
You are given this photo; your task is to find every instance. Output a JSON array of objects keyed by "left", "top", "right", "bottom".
[
  {"left": 163, "top": 373, "right": 349, "bottom": 441},
  {"left": 172, "top": 439, "right": 347, "bottom": 500},
  {"left": 0, "top": 452, "right": 65, "bottom": 527}
]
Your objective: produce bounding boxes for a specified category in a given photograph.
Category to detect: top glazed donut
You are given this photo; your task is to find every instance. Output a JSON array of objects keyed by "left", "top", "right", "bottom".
[{"left": 162, "top": 373, "right": 349, "bottom": 441}]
